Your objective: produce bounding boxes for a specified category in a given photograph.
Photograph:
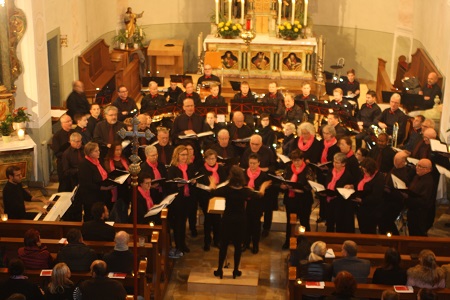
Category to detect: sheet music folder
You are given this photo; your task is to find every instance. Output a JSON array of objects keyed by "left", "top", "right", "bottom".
[
  {"left": 142, "top": 76, "right": 165, "bottom": 87},
  {"left": 229, "top": 81, "right": 241, "bottom": 91},
  {"left": 170, "top": 74, "right": 192, "bottom": 84}
]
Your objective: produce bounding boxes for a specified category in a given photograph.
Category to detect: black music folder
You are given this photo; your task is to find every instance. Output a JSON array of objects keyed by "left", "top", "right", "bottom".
[
  {"left": 142, "top": 76, "right": 165, "bottom": 87},
  {"left": 229, "top": 81, "right": 241, "bottom": 91},
  {"left": 170, "top": 74, "right": 192, "bottom": 84}
]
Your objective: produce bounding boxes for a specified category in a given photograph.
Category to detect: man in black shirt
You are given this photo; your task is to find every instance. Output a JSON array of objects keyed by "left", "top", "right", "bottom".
[
  {"left": 368, "top": 133, "right": 395, "bottom": 174},
  {"left": 355, "top": 90, "right": 382, "bottom": 149},
  {"left": 81, "top": 202, "right": 115, "bottom": 242},
  {"left": 141, "top": 81, "right": 166, "bottom": 114},
  {"left": 171, "top": 98, "right": 204, "bottom": 144},
  {"left": 418, "top": 72, "right": 442, "bottom": 109},
  {"left": 61, "top": 132, "right": 84, "bottom": 192},
  {"left": 261, "top": 81, "right": 284, "bottom": 106},
  {"left": 66, "top": 80, "right": 90, "bottom": 120},
  {"left": 197, "top": 64, "right": 220, "bottom": 87},
  {"left": 93, "top": 105, "right": 125, "bottom": 159},
  {"left": 375, "top": 93, "right": 408, "bottom": 143},
  {"left": 52, "top": 114, "right": 75, "bottom": 192},
  {"left": 86, "top": 103, "right": 102, "bottom": 138},
  {"left": 2, "top": 166, "right": 47, "bottom": 219},
  {"left": 154, "top": 127, "right": 173, "bottom": 166},
  {"left": 210, "top": 129, "right": 237, "bottom": 172},
  {"left": 164, "top": 80, "right": 183, "bottom": 104},
  {"left": 73, "top": 113, "right": 92, "bottom": 145},
  {"left": 228, "top": 111, "right": 253, "bottom": 158},
  {"left": 295, "top": 82, "right": 318, "bottom": 123},
  {"left": 112, "top": 85, "right": 138, "bottom": 122},
  {"left": 103, "top": 231, "right": 134, "bottom": 274}
]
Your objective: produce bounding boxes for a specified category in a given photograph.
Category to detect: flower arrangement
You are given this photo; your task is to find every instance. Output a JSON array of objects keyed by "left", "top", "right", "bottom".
[
  {"left": 11, "top": 107, "right": 32, "bottom": 123},
  {"left": 218, "top": 21, "right": 242, "bottom": 38},
  {"left": 132, "top": 25, "right": 146, "bottom": 48},
  {"left": 278, "top": 20, "right": 302, "bottom": 40},
  {"left": 0, "top": 115, "right": 13, "bottom": 136}
]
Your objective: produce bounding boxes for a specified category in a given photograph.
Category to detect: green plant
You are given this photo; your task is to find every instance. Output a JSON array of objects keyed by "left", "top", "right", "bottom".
[
  {"left": 217, "top": 21, "right": 242, "bottom": 38},
  {"left": 209, "top": 9, "right": 226, "bottom": 24},
  {"left": 132, "top": 26, "right": 146, "bottom": 48},
  {"left": 0, "top": 115, "right": 13, "bottom": 136},
  {"left": 11, "top": 106, "right": 31, "bottom": 123},
  {"left": 278, "top": 20, "right": 302, "bottom": 39},
  {"left": 112, "top": 29, "right": 128, "bottom": 44}
]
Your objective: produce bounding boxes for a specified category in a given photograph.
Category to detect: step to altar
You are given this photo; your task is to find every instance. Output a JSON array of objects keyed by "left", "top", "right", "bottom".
[
  {"left": 187, "top": 266, "right": 259, "bottom": 294},
  {"left": 261, "top": 210, "right": 287, "bottom": 232}
]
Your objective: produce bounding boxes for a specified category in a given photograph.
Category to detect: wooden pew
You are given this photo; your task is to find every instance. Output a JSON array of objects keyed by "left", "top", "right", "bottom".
[
  {"left": 0, "top": 261, "right": 149, "bottom": 299},
  {"left": 0, "top": 232, "right": 162, "bottom": 300},
  {"left": 375, "top": 58, "right": 396, "bottom": 104},
  {"left": 288, "top": 267, "right": 450, "bottom": 300},
  {"left": 404, "top": 48, "right": 443, "bottom": 91},
  {"left": 0, "top": 209, "right": 172, "bottom": 292}
]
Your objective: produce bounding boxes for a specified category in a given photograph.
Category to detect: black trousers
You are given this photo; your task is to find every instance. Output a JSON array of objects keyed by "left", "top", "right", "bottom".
[
  {"left": 245, "top": 205, "right": 262, "bottom": 247},
  {"left": 199, "top": 197, "right": 221, "bottom": 246},
  {"left": 169, "top": 198, "right": 189, "bottom": 249}
]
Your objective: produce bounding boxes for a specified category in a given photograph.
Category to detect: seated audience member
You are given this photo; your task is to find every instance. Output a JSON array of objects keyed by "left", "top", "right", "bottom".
[
  {"left": 325, "top": 271, "right": 358, "bottom": 300},
  {"left": 294, "top": 82, "right": 318, "bottom": 123},
  {"left": 81, "top": 202, "right": 116, "bottom": 241},
  {"left": 204, "top": 83, "right": 225, "bottom": 105},
  {"left": 44, "top": 262, "right": 75, "bottom": 300},
  {"left": 332, "top": 240, "right": 370, "bottom": 284},
  {"left": 2, "top": 165, "right": 47, "bottom": 220},
  {"left": 407, "top": 249, "right": 445, "bottom": 289},
  {"left": 375, "top": 93, "right": 408, "bottom": 143},
  {"left": 56, "top": 228, "right": 96, "bottom": 272},
  {"left": 74, "top": 260, "right": 126, "bottom": 300},
  {"left": 276, "top": 93, "right": 304, "bottom": 125},
  {"left": 103, "top": 231, "right": 134, "bottom": 274},
  {"left": 381, "top": 290, "right": 399, "bottom": 300},
  {"left": 0, "top": 259, "right": 45, "bottom": 300},
  {"left": 18, "top": 228, "right": 53, "bottom": 270},
  {"left": 418, "top": 72, "right": 442, "bottom": 109},
  {"left": 6, "top": 293, "right": 27, "bottom": 300},
  {"left": 372, "top": 248, "right": 407, "bottom": 285},
  {"left": 61, "top": 132, "right": 84, "bottom": 192},
  {"left": 73, "top": 113, "right": 92, "bottom": 145},
  {"left": 86, "top": 103, "right": 102, "bottom": 138},
  {"left": 141, "top": 81, "right": 165, "bottom": 114},
  {"left": 177, "top": 80, "right": 201, "bottom": 106},
  {"left": 368, "top": 133, "right": 395, "bottom": 174},
  {"left": 327, "top": 113, "right": 347, "bottom": 140},
  {"left": 289, "top": 235, "right": 311, "bottom": 268},
  {"left": 417, "top": 288, "right": 438, "bottom": 300},
  {"left": 355, "top": 90, "right": 381, "bottom": 149},
  {"left": 299, "top": 241, "right": 332, "bottom": 282},
  {"left": 164, "top": 79, "right": 183, "bottom": 104}
]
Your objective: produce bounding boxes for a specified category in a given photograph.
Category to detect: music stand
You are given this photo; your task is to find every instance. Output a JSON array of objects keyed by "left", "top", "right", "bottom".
[
  {"left": 381, "top": 91, "right": 397, "bottom": 103},
  {"left": 229, "top": 81, "right": 241, "bottom": 91},
  {"left": 142, "top": 76, "right": 165, "bottom": 87},
  {"left": 170, "top": 75, "right": 193, "bottom": 84},
  {"left": 325, "top": 82, "right": 347, "bottom": 96}
]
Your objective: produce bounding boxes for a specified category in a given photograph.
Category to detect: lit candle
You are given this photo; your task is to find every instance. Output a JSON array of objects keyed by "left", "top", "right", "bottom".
[
  {"left": 197, "top": 34, "right": 202, "bottom": 57},
  {"left": 1, "top": 214, "right": 7, "bottom": 221},
  {"left": 241, "top": 0, "right": 245, "bottom": 24},
  {"left": 149, "top": 221, "right": 155, "bottom": 227},
  {"left": 215, "top": 0, "right": 219, "bottom": 24},
  {"left": 139, "top": 28, "right": 143, "bottom": 37},
  {"left": 318, "top": 35, "right": 323, "bottom": 58},
  {"left": 18, "top": 129, "right": 25, "bottom": 141},
  {"left": 278, "top": 0, "right": 282, "bottom": 24},
  {"left": 299, "top": 225, "right": 306, "bottom": 234},
  {"left": 228, "top": 0, "right": 232, "bottom": 22},
  {"left": 291, "top": 0, "right": 296, "bottom": 24},
  {"left": 386, "top": 232, "right": 392, "bottom": 237},
  {"left": 304, "top": 0, "right": 308, "bottom": 26}
]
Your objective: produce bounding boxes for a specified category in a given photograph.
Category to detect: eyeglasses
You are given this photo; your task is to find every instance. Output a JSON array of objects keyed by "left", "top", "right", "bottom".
[
  {"left": 416, "top": 165, "right": 430, "bottom": 169},
  {"left": 119, "top": 90, "right": 128, "bottom": 93}
]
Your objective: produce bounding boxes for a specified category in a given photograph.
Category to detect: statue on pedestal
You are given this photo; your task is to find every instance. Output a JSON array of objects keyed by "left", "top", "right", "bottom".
[{"left": 124, "top": 7, "right": 144, "bottom": 39}]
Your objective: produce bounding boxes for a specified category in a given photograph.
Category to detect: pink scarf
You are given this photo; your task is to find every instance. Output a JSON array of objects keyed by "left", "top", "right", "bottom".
[
  {"left": 247, "top": 167, "right": 261, "bottom": 189},
  {"left": 85, "top": 155, "right": 108, "bottom": 180},
  {"left": 108, "top": 158, "right": 129, "bottom": 203},
  {"left": 138, "top": 186, "right": 154, "bottom": 210},
  {"left": 357, "top": 171, "right": 377, "bottom": 191},
  {"left": 321, "top": 137, "right": 337, "bottom": 163},
  {"left": 289, "top": 162, "right": 306, "bottom": 197},
  {"left": 345, "top": 150, "right": 354, "bottom": 158},
  {"left": 178, "top": 163, "right": 190, "bottom": 196},
  {"left": 146, "top": 160, "right": 161, "bottom": 179},
  {"left": 205, "top": 163, "right": 219, "bottom": 185},
  {"left": 327, "top": 166, "right": 345, "bottom": 203},
  {"left": 298, "top": 136, "right": 314, "bottom": 152}
]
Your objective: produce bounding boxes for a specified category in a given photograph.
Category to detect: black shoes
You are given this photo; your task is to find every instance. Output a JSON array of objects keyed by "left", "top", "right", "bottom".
[
  {"left": 203, "top": 244, "right": 210, "bottom": 251},
  {"left": 252, "top": 245, "right": 259, "bottom": 254},
  {"left": 233, "top": 270, "right": 242, "bottom": 279},
  {"left": 241, "top": 243, "right": 249, "bottom": 252},
  {"left": 191, "top": 230, "right": 198, "bottom": 238},
  {"left": 261, "top": 229, "right": 269, "bottom": 238},
  {"left": 181, "top": 245, "right": 190, "bottom": 253},
  {"left": 282, "top": 241, "right": 289, "bottom": 250},
  {"left": 316, "top": 217, "right": 326, "bottom": 223},
  {"left": 214, "top": 269, "right": 223, "bottom": 279}
]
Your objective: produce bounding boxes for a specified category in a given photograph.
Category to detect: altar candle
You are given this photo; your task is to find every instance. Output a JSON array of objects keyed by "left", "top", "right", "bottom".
[
  {"left": 197, "top": 34, "right": 202, "bottom": 57},
  {"left": 18, "top": 129, "right": 25, "bottom": 141},
  {"left": 318, "top": 35, "right": 323, "bottom": 57},
  {"left": 241, "top": 0, "right": 245, "bottom": 24},
  {"left": 291, "top": 0, "right": 296, "bottom": 24},
  {"left": 228, "top": 0, "right": 232, "bottom": 22},
  {"left": 246, "top": 18, "right": 251, "bottom": 30},
  {"left": 215, "top": 0, "right": 219, "bottom": 24},
  {"left": 139, "top": 28, "right": 142, "bottom": 37},
  {"left": 304, "top": 0, "right": 308, "bottom": 26},
  {"left": 278, "top": 0, "right": 282, "bottom": 24}
]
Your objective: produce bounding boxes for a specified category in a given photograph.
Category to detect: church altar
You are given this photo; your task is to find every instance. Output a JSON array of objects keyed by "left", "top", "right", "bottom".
[
  {"left": 0, "top": 135, "right": 37, "bottom": 185},
  {"left": 204, "top": 34, "right": 316, "bottom": 79}
]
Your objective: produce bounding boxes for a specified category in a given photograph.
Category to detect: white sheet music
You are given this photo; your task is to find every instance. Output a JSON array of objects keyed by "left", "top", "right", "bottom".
[
  {"left": 337, "top": 188, "right": 355, "bottom": 200},
  {"left": 308, "top": 180, "right": 325, "bottom": 192},
  {"left": 430, "top": 139, "right": 449, "bottom": 153},
  {"left": 391, "top": 174, "right": 407, "bottom": 190},
  {"left": 144, "top": 193, "right": 178, "bottom": 217},
  {"left": 277, "top": 153, "right": 291, "bottom": 163},
  {"left": 407, "top": 157, "right": 419, "bottom": 165}
]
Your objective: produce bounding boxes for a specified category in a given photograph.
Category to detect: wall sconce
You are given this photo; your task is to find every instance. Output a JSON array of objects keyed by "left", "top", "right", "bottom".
[{"left": 60, "top": 35, "right": 68, "bottom": 47}]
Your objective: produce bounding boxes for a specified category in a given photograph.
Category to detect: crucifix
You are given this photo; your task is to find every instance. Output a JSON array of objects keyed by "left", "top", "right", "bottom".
[{"left": 117, "top": 116, "right": 154, "bottom": 300}]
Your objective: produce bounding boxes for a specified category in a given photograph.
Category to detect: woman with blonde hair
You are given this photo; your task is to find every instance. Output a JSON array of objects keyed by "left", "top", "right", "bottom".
[
  {"left": 45, "top": 263, "right": 75, "bottom": 300},
  {"left": 407, "top": 249, "right": 445, "bottom": 288}
]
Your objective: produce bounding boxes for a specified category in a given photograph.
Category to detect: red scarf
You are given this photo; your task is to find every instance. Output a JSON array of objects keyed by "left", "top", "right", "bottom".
[
  {"left": 247, "top": 167, "right": 261, "bottom": 189},
  {"left": 357, "top": 171, "right": 377, "bottom": 191},
  {"left": 85, "top": 155, "right": 107, "bottom": 180},
  {"left": 345, "top": 150, "right": 354, "bottom": 158},
  {"left": 327, "top": 167, "right": 345, "bottom": 191},
  {"left": 289, "top": 162, "right": 306, "bottom": 197},
  {"left": 321, "top": 137, "right": 337, "bottom": 163},
  {"left": 298, "top": 136, "right": 314, "bottom": 152},
  {"left": 205, "top": 163, "right": 219, "bottom": 185},
  {"left": 178, "top": 163, "right": 190, "bottom": 196},
  {"left": 138, "top": 186, "right": 154, "bottom": 210},
  {"left": 146, "top": 160, "right": 161, "bottom": 179},
  {"left": 109, "top": 158, "right": 129, "bottom": 203}
]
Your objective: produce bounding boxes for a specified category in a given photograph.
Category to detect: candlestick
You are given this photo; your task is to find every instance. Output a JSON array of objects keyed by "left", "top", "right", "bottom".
[
  {"left": 299, "top": 225, "right": 306, "bottom": 234},
  {"left": 291, "top": 0, "right": 295, "bottom": 24},
  {"left": 215, "top": 0, "right": 219, "bottom": 24},
  {"left": 18, "top": 129, "right": 25, "bottom": 141},
  {"left": 304, "top": 0, "right": 308, "bottom": 26},
  {"left": 228, "top": 0, "right": 232, "bottom": 22},
  {"left": 278, "top": 0, "right": 282, "bottom": 24},
  {"left": 318, "top": 35, "right": 323, "bottom": 58},
  {"left": 241, "top": 0, "right": 245, "bottom": 24}
]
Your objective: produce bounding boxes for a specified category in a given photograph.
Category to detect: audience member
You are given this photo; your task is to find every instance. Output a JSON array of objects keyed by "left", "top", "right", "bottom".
[
  {"left": 56, "top": 228, "right": 96, "bottom": 272},
  {"left": 325, "top": 271, "right": 358, "bottom": 300},
  {"left": 332, "top": 240, "right": 370, "bottom": 284},
  {"left": 18, "top": 228, "right": 53, "bottom": 270},
  {"left": 103, "top": 231, "right": 134, "bottom": 274},
  {"left": 381, "top": 290, "right": 399, "bottom": 300},
  {"left": 0, "top": 259, "right": 45, "bottom": 300},
  {"left": 299, "top": 241, "right": 332, "bottom": 282},
  {"left": 406, "top": 249, "right": 445, "bottom": 288},
  {"left": 417, "top": 288, "right": 438, "bottom": 300},
  {"left": 81, "top": 202, "right": 116, "bottom": 241},
  {"left": 372, "top": 248, "right": 407, "bottom": 285},
  {"left": 44, "top": 262, "right": 75, "bottom": 300}
]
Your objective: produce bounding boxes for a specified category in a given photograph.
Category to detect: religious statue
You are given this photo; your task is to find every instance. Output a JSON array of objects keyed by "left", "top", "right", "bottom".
[{"left": 124, "top": 7, "right": 144, "bottom": 39}]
